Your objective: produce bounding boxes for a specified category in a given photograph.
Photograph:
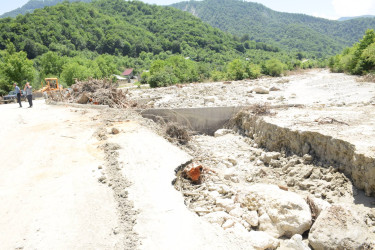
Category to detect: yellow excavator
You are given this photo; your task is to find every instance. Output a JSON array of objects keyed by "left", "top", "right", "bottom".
[
  {"left": 38, "top": 78, "right": 65, "bottom": 100},
  {"left": 40, "top": 78, "right": 61, "bottom": 92}
]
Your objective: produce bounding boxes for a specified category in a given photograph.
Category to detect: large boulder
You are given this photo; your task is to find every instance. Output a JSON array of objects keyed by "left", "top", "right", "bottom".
[
  {"left": 237, "top": 184, "right": 312, "bottom": 238},
  {"left": 252, "top": 86, "right": 270, "bottom": 94},
  {"left": 309, "top": 205, "right": 375, "bottom": 250}
]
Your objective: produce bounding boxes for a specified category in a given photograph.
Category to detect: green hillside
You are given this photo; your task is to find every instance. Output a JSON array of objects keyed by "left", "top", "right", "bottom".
[
  {"left": 0, "top": 0, "right": 307, "bottom": 93},
  {"left": 171, "top": 0, "right": 375, "bottom": 58},
  {"left": 0, "top": 0, "right": 92, "bottom": 18},
  {"left": 329, "top": 29, "right": 375, "bottom": 75}
]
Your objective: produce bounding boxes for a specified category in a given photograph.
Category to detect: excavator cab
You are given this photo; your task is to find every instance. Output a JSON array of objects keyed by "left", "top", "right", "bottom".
[{"left": 45, "top": 78, "right": 59, "bottom": 90}]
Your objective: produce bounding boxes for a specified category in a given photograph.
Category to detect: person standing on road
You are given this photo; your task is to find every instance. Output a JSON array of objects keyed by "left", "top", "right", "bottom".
[
  {"left": 24, "top": 82, "right": 33, "bottom": 108},
  {"left": 14, "top": 83, "right": 22, "bottom": 108}
]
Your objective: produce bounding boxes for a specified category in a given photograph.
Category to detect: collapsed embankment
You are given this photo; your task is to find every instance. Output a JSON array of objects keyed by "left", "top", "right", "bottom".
[{"left": 228, "top": 110, "right": 375, "bottom": 196}]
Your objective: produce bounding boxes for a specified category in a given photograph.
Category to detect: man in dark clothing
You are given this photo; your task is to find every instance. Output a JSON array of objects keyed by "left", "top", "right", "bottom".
[
  {"left": 24, "top": 82, "right": 33, "bottom": 108},
  {"left": 14, "top": 83, "right": 22, "bottom": 108}
]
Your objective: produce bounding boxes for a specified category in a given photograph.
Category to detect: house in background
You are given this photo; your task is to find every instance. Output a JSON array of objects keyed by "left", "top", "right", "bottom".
[{"left": 122, "top": 68, "right": 134, "bottom": 82}]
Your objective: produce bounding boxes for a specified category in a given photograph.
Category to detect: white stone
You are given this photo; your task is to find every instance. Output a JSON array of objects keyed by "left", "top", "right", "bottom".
[
  {"left": 260, "top": 152, "right": 281, "bottom": 164},
  {"left": 202, "top": 211, "right": 230, "bottom": 226},
  {"left": 209, "top": 191, "right": 221, "bottom": 199},
  {"left": 229, "top": 207, "right": 245, "bottom": 218},
  {"left": 252, "top": 86, "right": 270, "bottom": 94},
  {"left": 280, "top": 234, "right": 310, "bottom": 250},
  {"left": 217, "top": 185, "right": 231, "bottom": 195},
  {"left": 309, "top": 205, "right": 375, "bottom": 250},
  {"left": 204, "top": 96, "right": 216, "bottom": 104},
  {"left": 237, "top": 184, "right": 312, "bottom": 238},
  {"left": 248, "top": 231, "right": 280, "bottom": 250},
  {"left": 242, "top": 210, "right": 259, "bottom": 227},
  {"left": 226, "top": 222, "right": 249, "bottom": 236},
  {"left": 222, "top": 219, "right": 235, "bottom": 229},
  {"left": 215, "top": 198, "right": 235, "bottom": 212},
  {"left": 224, "top": 168, "right": 235, "bottom": 180},
  {"left": 214, "top": 129, "right": 235, "bottom": 137}
]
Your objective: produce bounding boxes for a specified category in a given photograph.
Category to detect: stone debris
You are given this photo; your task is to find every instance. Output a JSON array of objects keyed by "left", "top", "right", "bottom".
[
  {"left": 171, "top": 124, "right": 375, "bottom": 250},
  {"left": 309, "top": 205, "right": 375, "bottom": 250}
]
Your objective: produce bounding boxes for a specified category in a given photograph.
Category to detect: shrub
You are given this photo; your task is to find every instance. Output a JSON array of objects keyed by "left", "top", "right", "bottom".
[{"left": 264, "top": 59, "right": 284, "bottom": 76}]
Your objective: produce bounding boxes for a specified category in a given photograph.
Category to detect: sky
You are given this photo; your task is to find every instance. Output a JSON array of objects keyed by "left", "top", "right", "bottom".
[{"left": 1, "top": 0, "right": 375, "bottom": 20}]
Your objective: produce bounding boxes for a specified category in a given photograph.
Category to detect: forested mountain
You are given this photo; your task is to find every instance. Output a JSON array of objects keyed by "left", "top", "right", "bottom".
[
  {"left": 0, "top": 0, "right": 284, "bottom": 62},
  {"left": 338, "top": 15, "right": 375, "bottom": 22},
  {"left": 1, "top": 0, "right": 306, "bottom": 92},
  {"left": 0, "top": 0, "right": 92, "bottom": 18},
  {"left": 171, "top": 0, "right": 375, "bottom": 58}
]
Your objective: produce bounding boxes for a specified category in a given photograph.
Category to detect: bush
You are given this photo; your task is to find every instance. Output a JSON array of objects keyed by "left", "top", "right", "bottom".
[
  {"left": 246, "top": 63, "right": 261, "bottom": 79},
  {"left": 227, "top": 59, "right": 247, "bottom": 80},
  {"left": 140, "top": 71, "right": 150, "bottom": 84},
  {"left": 264, "top": 59, "right": 284, "bottom": 76},
  {"left": 210, "top": 70, "right": 226, "bottom": 81}
]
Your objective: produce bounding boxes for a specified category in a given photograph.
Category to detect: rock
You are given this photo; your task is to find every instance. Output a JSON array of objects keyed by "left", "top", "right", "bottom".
[
  {"left": 202, "top": 211, "right": 230, "bottom": 226},
  {"left": 224, "top": 168, "right": 235, "bottom": 180},
  {"left": 302, "top": 143, "right": 310, "bottom": 155},
  {"left": 209, "top": 191, "right": 220, "bottom": 199},
  {"left": 214, "top": 129, "right": 235, "bottom": 137},
  {"left": 242, "top": 210, "right": 259, "bottom": 227},
  {"left": 302, "top": 154, "right": 313, "bottom": 164},
  {"left": 222, "top": 219, "right": 235, "bottom": 229},
  {"left": 258, "top": 213, "right": 280, "bottom": 238},
  {"left": 252, "top": 86, "right": 270, "bottom": 94},
  {"left": 248, "top": 231, "right": 280, "bottom": 250},
  {"left": 269, "top": 86, "right": 281, "bottom": 91},
  {"left": 229, "top": 207, "right": 245, "bottom": 218},
  {"left": 227, "top": 158, "right": 237, "bottom": 166},
  {"left": 111, "top": 127, "right": 120, "bottom": 134},
  {"left": 77, "top": 93, "right": 89, "bottom": 104},
  {"left": 306, "top": 196, "right": 331, "bottom": 219},
  {"left": 237, "top": 184, "right": 312, "bottom": 238},
  {"left": 280, "top": 234, "right": 310, "bottom": 250},
  {"left": 309, "top": 205, "right": 375, "bottom": 250},
  {"left": 216, "top": 198, "right": 235, "bottom": 212},
  {"left": 204, "top": 96, "right": 216, "bottom": 104},
  {"left": 260, "top": 152, "right": 281, "bottom": 164}
]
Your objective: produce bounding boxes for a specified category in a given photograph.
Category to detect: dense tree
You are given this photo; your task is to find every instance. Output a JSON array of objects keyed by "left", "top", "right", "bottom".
[
  {"left": 329, "top": 29, "right": 375, "bottom": 75},
  {"left": 0, "top": 42, "right": 35, "bottom": 92}
]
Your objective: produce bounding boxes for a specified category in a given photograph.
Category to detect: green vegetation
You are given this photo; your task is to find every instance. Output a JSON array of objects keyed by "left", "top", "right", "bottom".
[
  {"left": 0, "top": 0, "right": 92, "bottom": 18},
  {"left": 172, "top": 0, "right": 375, "bottom": 58},
  {"left": 0, "top": 0, "right": 325, "bottom": 93},
  {"left": 0, "top": 42, "right": 35, "bottom": 95},
  {"left": 329, "top": 29, "right": 375, "bottom": 75}
]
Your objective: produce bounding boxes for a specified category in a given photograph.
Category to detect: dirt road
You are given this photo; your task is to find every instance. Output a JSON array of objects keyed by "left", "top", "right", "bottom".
[
  {"left": 0, "top": 101, "right": 255, "bottom": 250},
  {"left": 0, "top": 101, "right": 122, "bottom": 249}
]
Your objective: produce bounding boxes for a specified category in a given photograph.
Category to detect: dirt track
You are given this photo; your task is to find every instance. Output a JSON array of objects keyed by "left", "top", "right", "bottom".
[{"left": 0, "top": 101, "right": 124, "bottom": 249}]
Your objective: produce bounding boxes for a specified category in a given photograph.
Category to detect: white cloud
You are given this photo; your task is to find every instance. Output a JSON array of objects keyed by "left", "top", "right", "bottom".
[
  {"left": 312, "top": 12, "right": 338, "bottom": 20},
  {"left": 332, "top": 0, "right": 375, "bottom": 17}
]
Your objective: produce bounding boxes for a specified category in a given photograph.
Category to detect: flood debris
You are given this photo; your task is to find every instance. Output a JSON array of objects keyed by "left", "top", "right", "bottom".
[
  {"left": 63, "top": 78, "right": 135, "bottom": 108},
  {"left": 165, "top": 123, "right": 190, "bottom": 144}
]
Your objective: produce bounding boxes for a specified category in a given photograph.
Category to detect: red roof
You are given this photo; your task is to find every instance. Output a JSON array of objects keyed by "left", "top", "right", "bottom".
[{"left": 122, "top": 68, "right": 133, "bottom": 76}]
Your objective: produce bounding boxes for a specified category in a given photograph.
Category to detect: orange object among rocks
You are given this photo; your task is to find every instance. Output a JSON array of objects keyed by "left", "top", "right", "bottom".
[{"left": 186, "top": 165, "right": 203, "bottom": 182}]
